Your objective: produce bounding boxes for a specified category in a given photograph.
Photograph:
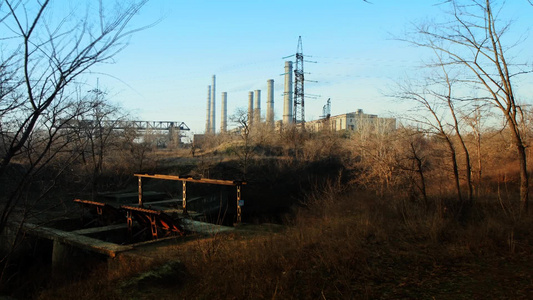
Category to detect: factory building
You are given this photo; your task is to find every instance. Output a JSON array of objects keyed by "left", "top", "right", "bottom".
[{"left": 306, "top": 109, "right": 396, "bottom": 133}]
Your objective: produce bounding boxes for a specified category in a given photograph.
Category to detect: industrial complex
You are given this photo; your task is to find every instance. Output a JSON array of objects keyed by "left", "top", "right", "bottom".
[{"left": 202, "top": 37, "right": 396, "bottom": 138}]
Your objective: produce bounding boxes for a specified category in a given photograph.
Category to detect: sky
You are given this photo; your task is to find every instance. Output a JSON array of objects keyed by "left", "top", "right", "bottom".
[
  {"left": 5, "top": 0, "right": 533, "bottom": 135},
  {"left": 91, "top": 0, "right": 440, "bottom": 133}
]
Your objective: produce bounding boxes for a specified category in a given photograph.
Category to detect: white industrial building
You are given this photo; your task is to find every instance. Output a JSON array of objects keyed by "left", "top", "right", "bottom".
[{"left": 306, "top": 109, "right": 396, "bottom": 133}]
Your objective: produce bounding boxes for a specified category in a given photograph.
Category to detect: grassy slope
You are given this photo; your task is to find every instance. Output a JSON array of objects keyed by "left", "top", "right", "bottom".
[{"left": 39, "top": 188, "right": 533, "bottom": 300}]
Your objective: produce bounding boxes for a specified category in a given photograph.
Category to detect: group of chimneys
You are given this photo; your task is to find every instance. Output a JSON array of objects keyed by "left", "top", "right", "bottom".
[{"left": 205, "top": 61, "right": 296, "bottom": 134}]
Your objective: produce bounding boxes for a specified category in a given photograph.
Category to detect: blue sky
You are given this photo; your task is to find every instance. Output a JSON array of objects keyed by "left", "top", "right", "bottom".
[{"left": 26, "top": 1, "right": 533, "bottom": 134}]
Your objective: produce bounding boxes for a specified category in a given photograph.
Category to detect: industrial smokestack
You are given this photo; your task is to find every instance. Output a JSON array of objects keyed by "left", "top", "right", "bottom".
[
  {"left": 206, "top": 85, "right": 211, "bottom": 133},
  {"left": 220, "top": 92, "right": 227, "bottom": 133},
  {"left": 210, "top": 75, "right": 216, "bottom": 133},
  {"left": 248, "top": 91, "right": 254, "bottom": 125},
  {"left": 266, "top": 79, "right": 274, "bottom": 128},
  {"left": 283, "top": 61, "right": 293, "bottom": 125},
  {"left": 254, "top": 89, "right": 261, "bottom": 124}
]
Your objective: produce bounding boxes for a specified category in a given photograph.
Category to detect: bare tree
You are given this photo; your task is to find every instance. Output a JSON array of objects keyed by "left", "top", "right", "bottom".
[
  {"left": 398, "top": 79, "right": 464, "bottom": 204},
  {"left": 0, "top": 0, "right": 149, "bottom": 283},
  {"left": 230, "top": 108, "right": 253, "bottom": 179},
  {"left": 0, "top": 0, "right": 148, "bottom": 178},
  {"left": 394, "top": 127, "right": 431, "bottom": 210},
  {"left": 404, "top": 0, "right": 530, "bottom": 212},
  {"left": 464, "top": 104, "right": 492, "bottom": 196},
  {"left": 69, "top": 93, "right": 129, "bottom": 199},
  {"left": 351, "top": 116, "right": 399, "bottom": 197}
]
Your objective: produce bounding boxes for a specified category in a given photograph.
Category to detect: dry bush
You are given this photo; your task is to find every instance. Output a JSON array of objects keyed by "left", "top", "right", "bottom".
[
  {"left": 31, "top": 124, "right": 533, "bottom": 299},
  {"left": 301, "top": 131, "right": 349, "bottom": 162},
  {"left": 37, "top": 253, "right": 162, "bottom": 300},
  {"left": 34, "top": 181, "right": 533, "bottom": 299}
]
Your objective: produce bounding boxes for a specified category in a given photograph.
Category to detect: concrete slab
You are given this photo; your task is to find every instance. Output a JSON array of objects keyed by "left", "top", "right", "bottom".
[
  {"left": 71, "top": 223, "right": 128, "bottom": 235},
  {"left": 23, "top": 223, "right": 133, "bottom": 257},
  {"left": 181, "top": 219, "right": 234, "bottom": 235}
]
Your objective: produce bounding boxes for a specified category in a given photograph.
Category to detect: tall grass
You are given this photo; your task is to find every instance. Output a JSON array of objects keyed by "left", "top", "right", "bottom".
[{"left": 36, "top": 184, "right": 533, "bottom": 299}]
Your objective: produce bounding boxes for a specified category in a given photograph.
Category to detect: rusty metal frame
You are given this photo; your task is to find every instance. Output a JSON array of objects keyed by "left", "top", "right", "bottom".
[
  {"left": 135, "top": 173, "right": 246, "bottom": 186},
  {"left": 182, "top": 180, "right": 187, "bottom": 215},
  {"left": 121, "top": 205, "right": 185, "bottom": 239},
  {"left": 236, "top": 185, "right": 242, "bottom": 224},
  {"left": 126, "top": 210, "right": 133, "bottom": 235},
  {"left": 150, "top": 215, "right": 158, "bottom": 239},
  {"left": 134, "top": 174, "right": 247, "bottom": 225},
  {"left": 138, "top": 176, "right": 143, "bottom": 207},
  {"left": 74, "top": 199, "right": 124, "bottom": 225}
]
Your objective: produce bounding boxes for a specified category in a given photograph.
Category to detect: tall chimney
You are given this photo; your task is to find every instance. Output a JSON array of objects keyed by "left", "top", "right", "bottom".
[
  {"left": 210, "top": 75, "right": 216, "bottom": 133},
  {"left": 266, "top": 79, "right": 274, "bottom": 128},
  {"left": 283, "top": 61, "right": 293, "bottom": 125},
  {"left": 220, "top": 92, "right": 227, "bottom": 133},
  {"left": 254, "top": 89, "right": 261, "bottom": 124},
  {"left": 206, "top": 85, "right": 211, "bottom": 133},
  {"left": 248, "top": 91, "right": 254, "bottom": 125}
]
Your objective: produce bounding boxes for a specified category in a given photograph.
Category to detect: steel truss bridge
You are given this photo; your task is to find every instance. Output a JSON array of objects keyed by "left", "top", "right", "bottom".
[
  {"left": 68, "top": 120, "right": 190, "bottom": 132},
  {"left": 62, "top": 120, "right": 190, "bottom": 147}
]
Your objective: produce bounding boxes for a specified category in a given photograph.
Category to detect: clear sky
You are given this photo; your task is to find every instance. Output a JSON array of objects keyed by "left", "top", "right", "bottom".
[
  {"left": 9, "top": 0, "right": 533, "bottom": 134},
  {"left": 92, "top": 0, "right": 441, "bottom": 133}
]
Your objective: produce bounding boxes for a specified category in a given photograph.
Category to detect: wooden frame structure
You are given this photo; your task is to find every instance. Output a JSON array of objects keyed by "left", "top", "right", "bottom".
[{"left": 134, "top": 174, "right": 247, "bottom": 224}]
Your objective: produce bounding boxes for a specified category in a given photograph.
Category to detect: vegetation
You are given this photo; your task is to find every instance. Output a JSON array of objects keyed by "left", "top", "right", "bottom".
[
  {"left": 1, "top": 0, "right": 532, "bottom": 299},
  {"left": 0, "top": 0, "right": 150, "bottom": 288},
  {"left": 26, "top": 120, "right": 533, "bottom": 299}
]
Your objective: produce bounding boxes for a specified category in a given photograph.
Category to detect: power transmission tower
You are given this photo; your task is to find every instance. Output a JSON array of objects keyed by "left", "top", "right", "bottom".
[
  {"left": 283, "top": 36, "right": 316, "bottom": 127},
  {"left": 321, "top": 98, "right": 331, "bottom": 119},
  {"left": 293, "top": 36, "right": 305, "bottom": 125}
]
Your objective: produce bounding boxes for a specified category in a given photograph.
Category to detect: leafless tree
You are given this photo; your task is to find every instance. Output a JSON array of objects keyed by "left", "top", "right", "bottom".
[
  {"left": 69, "top": 92, "right": 129, "bottom": 199},
  {"left": 398, "top": 79, "right": 464, "bottom": 204},
  {"left": 463, "top": 104, "right": 492, "bottom": 196},
  {"left": 351, "top": 116, "right": 400, "bottom": 197},
  {"left": 0, "top": 0, "right": 149, "bottom": 283},
  {"left": 404, "top": 0, "right": 530, "bottom": 212},
  {"left": 394, "top": 127, "right": 431, "bottom": 210},
  {"left": 230, "top": 108, "right": 253, "bottom": 179},
  {"left": 0, "top": 0, "right": 148, "bottom": 177}
]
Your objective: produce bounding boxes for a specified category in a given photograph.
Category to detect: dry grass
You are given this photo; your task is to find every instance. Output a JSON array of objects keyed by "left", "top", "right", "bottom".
[{"left": 36, "top": 184, "right": 533, "bottom": 300}]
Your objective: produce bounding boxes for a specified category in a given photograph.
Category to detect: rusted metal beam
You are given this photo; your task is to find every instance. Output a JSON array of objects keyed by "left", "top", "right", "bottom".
[
  {"left": 236, "top": 185, "right": 242, "bottom": 224},
  {"left": 182, "top": 180, "right": 187, "bottom": 215},
  {"left": 133, "top": 173, "right": 247, "bottom": 225},
  {"left": 121, "top": 205, "right": 185, "bottom": 239},
  {"left": 74, "top": 199, "right": 106, "bottom": 207},
  {"left": 134, "top": 173, "right": 246, "bottom": 186},
  {"left": 138, "top": 176, "right": 143, "bottom": 207},
  {"left": 74, "top": 199, "right": 125, "bottom": 224},
  {"left": 121, "top": 205, "right": 161, "bottom": 215}
]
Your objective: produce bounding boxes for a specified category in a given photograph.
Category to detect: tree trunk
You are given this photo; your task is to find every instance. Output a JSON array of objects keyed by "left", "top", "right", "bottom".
[{"left": 517, "top": 141, "right": 529, "bottom": 213}]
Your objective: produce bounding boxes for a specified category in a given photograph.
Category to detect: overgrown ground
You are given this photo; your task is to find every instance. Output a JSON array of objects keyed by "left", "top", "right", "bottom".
[
  {"left": 4, "top": 131, "right": 533, "bottom": 299},
  {"left": 37, "top": 186, "right": 533, "bottom": 299}
]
